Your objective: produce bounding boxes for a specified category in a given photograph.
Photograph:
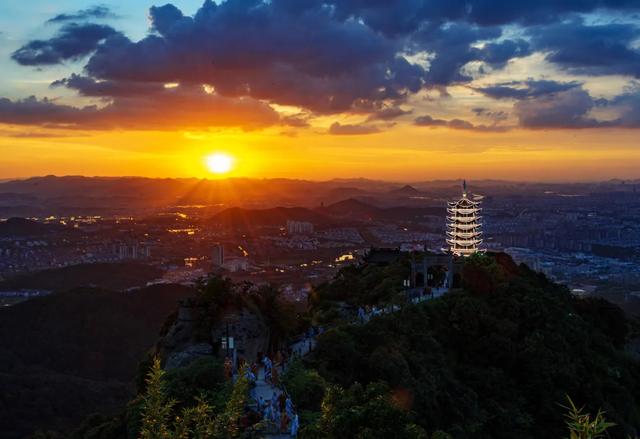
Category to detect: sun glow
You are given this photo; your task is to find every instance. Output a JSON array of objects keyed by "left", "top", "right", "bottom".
[{"left": 205, "top": 152, "right": 234, "bottom": 174}]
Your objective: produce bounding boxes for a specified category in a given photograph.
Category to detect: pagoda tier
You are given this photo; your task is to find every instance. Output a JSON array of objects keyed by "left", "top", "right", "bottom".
[{"left": 446, "top": 184, "right": 483, "bottom": 257}]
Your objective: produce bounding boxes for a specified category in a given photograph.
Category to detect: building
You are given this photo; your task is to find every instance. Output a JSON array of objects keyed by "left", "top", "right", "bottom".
[
  {"left": 222, "top": 257, "right": 249, "bottom": 272},
  {"left": 286, "top": 220, "right": 314, "bottom": 235},
  {"left": 446, "top": 181, "right": 483, "bottom": 256},
  {"left": 212, "top": 243, "right": 224, "bottom": 266},
  {"left": 115, "top": 243, "right": 151, "bottom": 260}
]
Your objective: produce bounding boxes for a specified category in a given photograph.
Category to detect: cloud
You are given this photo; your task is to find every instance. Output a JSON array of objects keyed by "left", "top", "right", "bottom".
[
  {"left": 79, "top": 1, "right": 425, "bottom": 114},
  {"left": 607, "top": 82, "right": 640, "bottom": 127},
  {"left": 414, "top": 114, "right": 507, "bottom": 131},
  {"left": 305, "top": 0, "right": 640, "bottom": 34},
  {"left": 12, "top": 23, "right": 119, "bottom": 66},
  {"left": 366, "top": 106, "right": 412, "bottom": 121},
  {"left": 51, "top": 74, "right": 165, "bottom": 97},
  {"left": 328, "top": 122, "right": 380, "bottom": 135},
  {"left": 513, "top": 87, "right": 605, "bottom": 128},
  {"left": 472, "top": 107, "right": 508, "bottom": 121},
  {"left": 282, "top": 114, "right": 311, "bottom": 128},
  {"left": 478, "top": 39, "right": 531, "bottom": 67},
  {"left": 7, "top": 0, "right": 640, "bottom": 133},
  {"left": 47, "top": 5, "right": 118, "bottom": 23},
  {"left": 0, "top": 87, "right": 280, "bottom": 130},
  {"left": 474, "top": 79, "right": 582, "bottom": 100},
  {"left": 528, "top": 20, "right": 640, "bottom": 77}
]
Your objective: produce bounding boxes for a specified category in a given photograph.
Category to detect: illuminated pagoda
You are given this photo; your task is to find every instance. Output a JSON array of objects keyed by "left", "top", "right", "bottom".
[{"left": 446, "top": 180, "right": 483, "bottom": 256}]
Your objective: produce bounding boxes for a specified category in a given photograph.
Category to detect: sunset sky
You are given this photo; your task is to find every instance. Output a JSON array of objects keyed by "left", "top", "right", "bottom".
[{"left": 1, "top": 0, "right": 640, "bottom": 181}]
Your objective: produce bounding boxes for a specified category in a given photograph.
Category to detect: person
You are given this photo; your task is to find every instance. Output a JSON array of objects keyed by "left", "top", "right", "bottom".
[
  {"left": 275, "top": 350, "right": 283, "bottom": 367},
  {"left": 281, "top": 409, "right": 290, "bottom": 434},
  {"left": 273, "top": 407, "right": 281, "bottom": 432},
  {"left": 290, "top": 412, "right": 299, "bottom": 437},
  {"left": 264, "top": 401, "right": 273, "bottom": 425},
  {"left": 245, "top": 368, "right": 257, "bottom": 400},
  {"left": 285, "top": 396, "right": 293, "bottom": 418}
]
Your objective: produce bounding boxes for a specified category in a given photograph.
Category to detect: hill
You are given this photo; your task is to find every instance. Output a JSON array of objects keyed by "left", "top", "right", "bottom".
[
  {"left": 0, "top": 283, "right": 194, "bottom": 439},
  {"left": 317, "top": 198, "right": 381, "bottom": 220},
  {"left": 0, "top": 262, "right": 165, "bottom": 292},
  {"left": 0, "top": 217, "right": 63, "bottom": 237},
  {"left": 210, "top": 206, "right": 332, "bottom": 228},
  {"left": 317, "top": 198, "right": 445, "bottom": 222},
  {"left": 300, "top": 254, "right": 640, "bottom": 438},
  {"left": 389, "top": 184, "right": 421, "bottom": 196}
]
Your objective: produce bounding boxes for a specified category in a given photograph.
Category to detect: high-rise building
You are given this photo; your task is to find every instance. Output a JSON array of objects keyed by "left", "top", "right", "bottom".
[
  {"left": 446, "top": 180, "right": 483, "bottom": 256},
  {"left": 212, "top": 243, "right": 224, "bottom": 266},
  {"left": 286, "top": 220, "right": 314, "bottom": 235}
]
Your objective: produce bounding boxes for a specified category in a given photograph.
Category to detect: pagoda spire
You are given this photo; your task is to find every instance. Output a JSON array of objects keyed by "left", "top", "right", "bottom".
[{"left": 446, "top": 180, "right": 482, "bottom": 256}]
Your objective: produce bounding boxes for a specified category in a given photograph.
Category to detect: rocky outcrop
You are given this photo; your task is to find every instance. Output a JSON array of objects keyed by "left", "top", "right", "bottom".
[
  {"left": 212, "top": 308, "right": 270, "bottom": 364},
  {"left": 158, "top": 298, "right": 271, "bottom": 369}
]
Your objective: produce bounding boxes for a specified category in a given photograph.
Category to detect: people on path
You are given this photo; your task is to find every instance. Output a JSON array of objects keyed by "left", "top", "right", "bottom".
[
  {"left": 290, "top": 412, "right": 299, "bottom": 437},
  {"left": 281, "top": 409, "right": 290, "bottom": 434},
  {"left": 285, "top": 396, "right": 293, "bottom": 418},
  {"left": 224, "top": 357, "right": 233, "bottom": 379},
  {"left": 273, "top": 406, "right": 281, "bottom": 431}
]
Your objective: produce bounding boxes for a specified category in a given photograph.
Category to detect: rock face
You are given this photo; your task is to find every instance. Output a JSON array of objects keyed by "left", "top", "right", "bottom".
[
  {"left": 165, "top": 343, "right": 214, "bottom": 369},
  {"left": 158, "top": 298, "right": 270, "bottom": 369},
  {"left": 212, "top": 309, "right": 270, "bottom": 364}
]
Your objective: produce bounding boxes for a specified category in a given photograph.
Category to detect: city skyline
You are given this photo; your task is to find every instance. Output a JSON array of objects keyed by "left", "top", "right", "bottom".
[{"left": 1, "top": 1, "right": 640, "bottom": 181}]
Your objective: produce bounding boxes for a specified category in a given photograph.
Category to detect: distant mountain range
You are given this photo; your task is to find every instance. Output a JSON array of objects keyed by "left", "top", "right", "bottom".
[
  {"left": 0, "top": 175, "right": 637, "bottom": 217},
  {"left": 208, "top": 198, "right": 446, "bottom": 229}
]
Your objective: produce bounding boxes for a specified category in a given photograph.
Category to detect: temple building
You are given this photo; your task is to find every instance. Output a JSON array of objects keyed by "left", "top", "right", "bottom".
[{"left": 446, "top": 180, "right": 483, "bottom": 256}]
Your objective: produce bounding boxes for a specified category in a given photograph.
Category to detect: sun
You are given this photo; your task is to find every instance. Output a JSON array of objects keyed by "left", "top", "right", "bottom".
[{"left": 205, "top": 152, "right": 234, "bottom": 174}]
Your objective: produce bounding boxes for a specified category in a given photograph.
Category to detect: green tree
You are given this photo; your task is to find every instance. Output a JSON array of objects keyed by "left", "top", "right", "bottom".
[
  {"left": 139, "top": 358, "right": 175, "bottom": 439},
  {"left": 137, "top": 358, "right": 250, "bottom": 439},
  {"left": 315, "top": 382, "right": 427, "bottom": 439},
  {"left": 562, "top": 396, "right": 616, "bottom": 439}
]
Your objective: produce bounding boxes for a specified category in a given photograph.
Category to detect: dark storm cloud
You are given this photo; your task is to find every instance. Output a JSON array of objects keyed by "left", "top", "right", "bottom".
[
  {"left": 0, "top": 87, "right": 280, "bottom": 130},
  {"left": 414, "top": 114, "right": 506, "bottom": 131},
  {"left": 528, "top": 20, "right": 640, "bottom": 77},
  {"left": 474, "top": 80, "right": 582, "bottom": 100},
  {"left": 11, "top": 23, "right": 119, "bottom": 66},
  {"left": 47, "top": 5, "right": 118, "bottom": 23}
]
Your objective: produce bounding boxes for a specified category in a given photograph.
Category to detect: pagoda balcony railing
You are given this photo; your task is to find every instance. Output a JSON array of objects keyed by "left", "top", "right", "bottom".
[
  {"left": 447, "top": 208, "right": 481, "bottom": 215},
  {"left": 451, "top": 223, "right": 479, "bottom": 231},
  {"left": 447, "top": 215, "right": 482, "bottom": 223},
  {"left": 447, "top": 239, "right": 483, "bottom": 246},
  {"left": 447, "top": 231, "right": 482, "bottom": 239}
]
